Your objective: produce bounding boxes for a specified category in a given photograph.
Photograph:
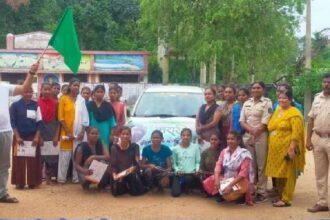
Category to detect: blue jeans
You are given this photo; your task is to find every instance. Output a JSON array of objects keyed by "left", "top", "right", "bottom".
[
  {"left": 171, "top": 174, "right": 200, "bottom": 197},
  {"left": 0, "top": 131, "right": 13, "bottom": 198}
]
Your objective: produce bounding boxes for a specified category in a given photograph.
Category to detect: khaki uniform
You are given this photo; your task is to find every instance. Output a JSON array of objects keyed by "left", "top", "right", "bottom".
[
  {"left": 240, "top": 96, "right": 272, "bottom": 196},
  {"left": 308, "top": 92, "right": 330, "bottom": 206}
]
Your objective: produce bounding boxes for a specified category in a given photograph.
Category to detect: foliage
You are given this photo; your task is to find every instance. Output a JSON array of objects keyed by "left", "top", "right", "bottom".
[
  {"left": 3, "top": 0, "right": 328, "bottom": 88},
  {"left": 0, "top": 0, "right": 162, "bottom": 82},
  {"left": 293, "top": 69, "right": 327, "bottom": 104},
  {"left": 292, "top": 30, "right": 330, "bottom": 104},
  {"left": 147, "top": 55, "right": 162, "bottom": 83},
  {"left": 139, "top": 0, "right": 305, "bottom": 83},
  {"left": 5, "top": 0, "right": 29, "bottom": 10},
  {"left": 0, "top": 0, "right": 145, "bottom": 51}
]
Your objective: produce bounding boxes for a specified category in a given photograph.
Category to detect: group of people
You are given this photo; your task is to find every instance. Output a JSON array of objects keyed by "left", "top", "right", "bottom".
[
  {"left": 195, "top": 76, "right": 330, "bottom": 212},
  {"left": 0, "top": 62, "right": 127, "bottom": 202},
  {"left": 196, "top": 82, "right": 305, "bottom": 207},
  {"left": 0, "top": 63, "right": 330, "bottom": 213},
  {"left": 9, "top": 78, "right": 127, "bottom": 188}
]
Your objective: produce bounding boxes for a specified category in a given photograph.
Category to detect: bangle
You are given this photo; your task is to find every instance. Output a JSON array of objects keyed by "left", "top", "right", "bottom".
[{"left": 29, "top": 71, "right": 35, "bottom": 75}]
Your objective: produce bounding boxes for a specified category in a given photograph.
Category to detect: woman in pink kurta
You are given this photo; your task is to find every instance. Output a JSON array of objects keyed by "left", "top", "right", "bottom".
[
  {"left": 109, "top": 86, "right": 126, "bottom": 142},
  {"left": 203, "top": 131, "right": 254, "bottom": 206}
]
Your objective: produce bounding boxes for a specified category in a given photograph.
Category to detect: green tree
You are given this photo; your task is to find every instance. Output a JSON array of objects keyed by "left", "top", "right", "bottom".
[
  {"left": 140, "top": 0, "right": 305, "bottom": 83},
  {"left": 0, "top": 0, "right": 162, "bottom": 82},
  {"left": 0, "top": 0, "right": 144, "bottom": 50}
]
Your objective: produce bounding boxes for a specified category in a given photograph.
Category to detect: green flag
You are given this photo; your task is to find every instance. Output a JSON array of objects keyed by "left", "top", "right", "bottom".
[{"left": 49, "top": 7, "right": 81, "bottom": 74}]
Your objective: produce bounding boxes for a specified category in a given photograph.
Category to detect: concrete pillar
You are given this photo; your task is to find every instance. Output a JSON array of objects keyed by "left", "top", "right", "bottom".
[
  {"left": 89, "top": 74, "right": 96, "bottom": 83},
  {"left": 59, "top": 73, "right": 64, "bottom": 83},
  {"left": 200, "top": 62, "right": 207, "bottom": 87},
  {"left": 158, "top": 39, "right": 169, "bottom": 84},
  {"left": 6, "top": 33, "right": 14, "bottom": 50}
]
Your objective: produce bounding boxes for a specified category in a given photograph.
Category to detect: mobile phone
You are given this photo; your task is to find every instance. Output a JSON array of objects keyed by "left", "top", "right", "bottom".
[{"left": 284, "top": 154, "right": 291, "bottom": 161}]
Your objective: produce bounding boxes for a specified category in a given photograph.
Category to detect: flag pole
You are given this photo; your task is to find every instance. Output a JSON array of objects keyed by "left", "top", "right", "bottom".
[{"left": 38, "top": 43, "right": 50, "bottom": 63}]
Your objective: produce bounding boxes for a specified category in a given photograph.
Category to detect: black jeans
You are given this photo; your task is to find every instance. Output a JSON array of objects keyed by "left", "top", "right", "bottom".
[
  {"left": 143, "top": 168, "right": 168, "bottom": 189},
  {"left": 171, "top": 174, "right": 200, "bottom": 197},
  {"left": 111, "top": 173, "right": 145, "bottom": 196}
]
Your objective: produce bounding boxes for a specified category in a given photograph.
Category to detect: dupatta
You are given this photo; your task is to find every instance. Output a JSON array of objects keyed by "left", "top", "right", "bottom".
[
  {"left": 268, "top": 106, "right": 305, "bottom": 174},
  {"left": 222, "top": 147, "right": 254, "bottom": 183}
]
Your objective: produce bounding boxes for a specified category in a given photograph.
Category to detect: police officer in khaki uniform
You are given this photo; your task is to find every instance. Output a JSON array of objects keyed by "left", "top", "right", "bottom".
[
  {"left": 307, "top": 73, "right": 330, "bottom": 213},
  {"left": 240, "top": 81, "right": 272, "bottom": 203}
]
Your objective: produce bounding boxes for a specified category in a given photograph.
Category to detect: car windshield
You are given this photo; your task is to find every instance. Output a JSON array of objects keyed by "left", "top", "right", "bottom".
[{"left": 134, "top": 92, "right": 204, "bottom": 117}]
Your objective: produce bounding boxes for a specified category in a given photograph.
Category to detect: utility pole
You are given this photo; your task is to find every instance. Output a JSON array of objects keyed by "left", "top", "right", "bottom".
[{"left": 304, "top": 0, "right": 312, "bottom": 119}]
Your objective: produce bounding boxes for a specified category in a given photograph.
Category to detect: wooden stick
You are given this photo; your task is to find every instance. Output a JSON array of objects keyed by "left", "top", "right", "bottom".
[{"left": 37, "top": 44, "right": 50, "bottom": 62}]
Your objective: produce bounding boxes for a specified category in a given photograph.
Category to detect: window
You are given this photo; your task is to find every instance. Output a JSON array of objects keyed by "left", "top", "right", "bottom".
[
  {"left": 99, "top": 74, "right": 139, "bottom": 83},
  {"left": 1, "top": 73, "right": 37, "bottom": 84},
  {"left": 62, "top": 74, "right": 88, "bottom": 83}
]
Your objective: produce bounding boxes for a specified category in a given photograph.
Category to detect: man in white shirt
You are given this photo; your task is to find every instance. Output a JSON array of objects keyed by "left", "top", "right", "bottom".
[{"left": 0, "top": 62, "right": 39, "bottom": 203}]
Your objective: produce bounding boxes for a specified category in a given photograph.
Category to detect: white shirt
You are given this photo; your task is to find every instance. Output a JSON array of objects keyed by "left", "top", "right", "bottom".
[{"left": 0, "top": 84, "right": 16, "bottom": 132}]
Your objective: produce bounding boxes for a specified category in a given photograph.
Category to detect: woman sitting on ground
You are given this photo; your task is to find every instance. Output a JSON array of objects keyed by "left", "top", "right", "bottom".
[
  {"left": 203, "top": 131, "right": 254, "bottom": 206},
  {"left": 110, "top": 127, "right": 145, "bottom": 196},
  {"left": 141, "top": 130, "right": 172, "bottom": 191},
  {"left": 74, "top": 127, "right": 110, "bottom": 190},
  {"left": 171, "top": 128, "right": 201, "bottom": 197},
  {"left": 199, "top": 132, "right": 224, "bottom": 182}
]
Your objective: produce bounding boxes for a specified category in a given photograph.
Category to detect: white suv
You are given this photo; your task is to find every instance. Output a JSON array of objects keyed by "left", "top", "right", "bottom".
[{"left": 126, "top": 85, "right": 204, "bottom": 151}]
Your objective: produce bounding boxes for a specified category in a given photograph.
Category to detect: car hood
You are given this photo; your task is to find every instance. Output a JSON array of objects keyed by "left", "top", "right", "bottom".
[{"left": 126, "top": 116, "right": 196, "bottom": 150}]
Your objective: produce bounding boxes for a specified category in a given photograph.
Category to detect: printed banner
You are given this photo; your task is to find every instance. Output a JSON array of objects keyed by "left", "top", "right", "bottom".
[
  {"left": 94, "top": 54, "right": 144, "bottom": 71},
  {"left": 0, "top": 53, "right": 38, "bottom": 69}
]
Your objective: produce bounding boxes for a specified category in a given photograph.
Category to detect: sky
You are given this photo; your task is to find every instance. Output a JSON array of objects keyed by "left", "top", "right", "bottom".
[{"left": 298, "top": 0, "right": 330, "bottom": 36}]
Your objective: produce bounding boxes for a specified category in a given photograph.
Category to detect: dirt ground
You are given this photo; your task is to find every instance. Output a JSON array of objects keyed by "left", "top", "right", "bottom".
[{"left": 1, "top": 151, "right": 330, "bottom": 220}]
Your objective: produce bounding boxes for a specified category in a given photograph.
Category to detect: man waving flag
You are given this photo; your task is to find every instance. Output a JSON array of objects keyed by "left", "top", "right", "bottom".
[{"left": 49, "top": 7, "right": 81, "bottom": 74}]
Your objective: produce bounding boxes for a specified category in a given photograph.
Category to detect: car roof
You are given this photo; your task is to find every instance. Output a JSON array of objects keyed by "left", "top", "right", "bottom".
[{"left": 145, "top": 85, "right": 203, "bottom": 93}]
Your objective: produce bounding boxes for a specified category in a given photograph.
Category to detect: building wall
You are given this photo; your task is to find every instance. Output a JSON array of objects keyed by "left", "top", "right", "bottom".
[{"left": 0, "top": 32, "right": 149, "bottom": 85}]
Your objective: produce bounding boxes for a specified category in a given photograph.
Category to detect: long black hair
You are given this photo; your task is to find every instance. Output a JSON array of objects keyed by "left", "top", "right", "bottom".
[
  {"left": 151, "top": 130, "right": 164, "bottom": 139},
  {"left": 67, "top": 78, "right": 80, "bottom": 94},
  {"left": 39, "top": 82, "right": 52, "bottom": 98},
  {"left": 93, "top": 84, "right": 106, "bottom": 93},
  {"left": 278, "top": 84, "right": 295, "bottom": 107},
  {"left": 227, "top": 130, "right": 245, "bottom": 149},
  {"left": 238, "top": 87, "right": 250, "bottom": 97},
  {"left": 251, "top": 81, "right": 266, "bottom": 89}
]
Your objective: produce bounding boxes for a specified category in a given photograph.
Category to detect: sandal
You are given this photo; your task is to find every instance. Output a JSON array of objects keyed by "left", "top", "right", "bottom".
[
  {"left": 0, "top": 194, "right": 19, "bottom": 203},
  {"left": 272, "top": 200, "right": 290, "bottom": 207},
  {"left": 272, "top": 198, "right": 280, "bottom": 203}
]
